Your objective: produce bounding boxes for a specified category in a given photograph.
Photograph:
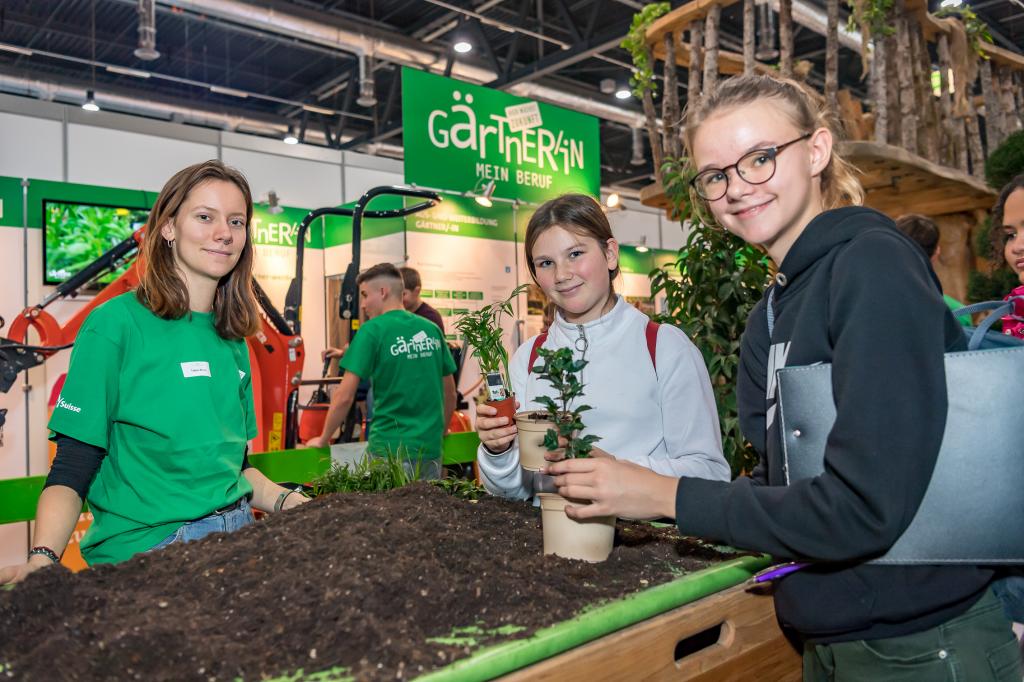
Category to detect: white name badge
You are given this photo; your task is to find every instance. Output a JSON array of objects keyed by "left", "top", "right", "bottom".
[{"left": 181, "top": 361, "right": 211, "bottom": 378}]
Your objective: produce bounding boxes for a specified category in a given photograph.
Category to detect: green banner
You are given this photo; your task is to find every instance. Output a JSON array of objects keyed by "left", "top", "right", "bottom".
[
  {"left": 618, "top": 245, "right": 679, "bottom": 275},
  {"left": 402, "top": 68, "right": 600, "bottom": 204},
  {"left": 323, "top": 195, "right": 407, "bottom": 248},
  {"left": 405, "top": 193, "right": 515, "bottom": 241},
  {"left": 251, "top": 204, "right": 324, "bottom": 249},
  {"left": 0, "top": 176, "right": 24, "bottom": 228}
]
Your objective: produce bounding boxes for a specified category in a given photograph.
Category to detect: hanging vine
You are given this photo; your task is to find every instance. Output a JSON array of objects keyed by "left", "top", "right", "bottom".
[
  {"left": 846, "top": 0, "right": 895, "bottom": 77},
  {"left": 936, "top": 6, "right": 993, "bottom": 57},
  {"left": 621, "top": 2, "right": 671, "bottom": 97}
]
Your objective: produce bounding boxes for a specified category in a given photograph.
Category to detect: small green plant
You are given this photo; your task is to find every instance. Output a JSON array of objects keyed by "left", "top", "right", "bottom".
[
  {"left": 532, "top": 346, "right": 600, "bottom": 459},
  {"left": 846, "top": 0, "right": 896, "bottom": 39},
  {"left": 453, "top": 284, "right": 528, "bottom": 399},
  {"left": 986, "top": 130, "right": 1024, "bottom": 191},
  {"left": 936, "top": 5, "right": 993, "bottom": 57},
  {"left": 308, "top": 452, "right": 418, "bottom": 496},
  {"left": 620, "top": 2, "right": 670, "bottom": 98},
  {"left": 651, "top": 157, "right": 774, "bottom": 477},
  {"left": 430, "top": 476, "right": 489, "bottom": 501}
]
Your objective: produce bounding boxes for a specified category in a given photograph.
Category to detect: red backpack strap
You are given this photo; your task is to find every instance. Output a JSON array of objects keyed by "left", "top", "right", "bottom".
[
  {"left": 528, "top": 332, "right": 548, "bottom": 374},
  {"left": 645, "top": 321, "right": 659, "bottom": 371}
]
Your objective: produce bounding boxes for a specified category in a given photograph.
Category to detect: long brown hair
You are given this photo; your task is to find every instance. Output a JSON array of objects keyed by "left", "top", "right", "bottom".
[
  {"left": 524, "top": 193, "right": 619, "bottom": 287},
  {"left": 683, "top": 74, "right": 864, "bottom": 224},
  {"left": 137, "top": 160, "right": 260, "bottom": 339}
]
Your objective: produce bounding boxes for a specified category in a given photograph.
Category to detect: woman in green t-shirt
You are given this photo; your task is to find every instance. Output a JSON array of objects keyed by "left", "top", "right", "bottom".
[{"left": 1, "top": 160, "right": 308, "bottom": 583}]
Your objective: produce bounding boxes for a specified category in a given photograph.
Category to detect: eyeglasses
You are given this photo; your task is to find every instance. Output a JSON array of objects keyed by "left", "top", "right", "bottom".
[{"left": 690, "top": 133, "right": 813, "bottom": 201}]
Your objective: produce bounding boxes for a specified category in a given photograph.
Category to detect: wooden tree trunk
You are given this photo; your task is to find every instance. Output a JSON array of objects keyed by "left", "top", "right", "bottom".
[
  {"left": 872, "top": 37, "right": 888, "bottom": 144},
  {"left": 778, "top": 0, "right": 793, "bottom": 78},
  {"left": 743, "top": 0, "right": 755, "bottom": 75},
  {"left": 703, "top": 4, "right": 721, "bottom": 96},
  {"left": 688, "top": 21, "right": 703, "bottom": 106},
  {"left": 663, "top": 32, "right": 682, "bottom": 159},
  {"left": 1000, "top": 65, "right": 1020, "bottom": 134},
  {"left": 980, "top": 59, "right": 1003, "bottom": 150},
  {"left": 641, "top": 46, "right": 664, "bottom": 182},
  {"left": 885, "top": 32, "right": 901, "bottom": 146},
  {"left": 825, "top": 0, "right": 838, "bottom": 113},
  {"left": 937, "top": 33, "right": 968, "bottom": 172},
  {"left": 895, "top": 8, "right": 917, "bottom": 154},
  {"left": 910, "top": 19, "right": 937, "bottom": 161},
  {"left": 965, "top": 105, "right": 986, "bottom": 180},
  {"left": 1015, "top": 72, "right": 1024, "bottom": 133}
]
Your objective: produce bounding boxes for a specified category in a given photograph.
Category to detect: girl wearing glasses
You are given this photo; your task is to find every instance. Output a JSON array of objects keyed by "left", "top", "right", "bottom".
[{"left": 547, "top": 73, "right": 1018, "bottom": 679}]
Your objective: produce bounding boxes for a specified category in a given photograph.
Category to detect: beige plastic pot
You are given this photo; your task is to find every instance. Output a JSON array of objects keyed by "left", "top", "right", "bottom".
[
  {"left": 538, "top": 493, "right": 616, "bottom": 562},
  {"left": 515, "top": 411, "right": 555, "bottom": 471}
]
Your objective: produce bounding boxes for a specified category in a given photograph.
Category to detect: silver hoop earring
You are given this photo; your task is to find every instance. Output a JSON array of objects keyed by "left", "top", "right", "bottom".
[{"left": 166, "top": 239, "right": 174, "bottom": 247}]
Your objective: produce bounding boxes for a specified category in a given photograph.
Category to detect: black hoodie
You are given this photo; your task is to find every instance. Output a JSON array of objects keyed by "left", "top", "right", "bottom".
[{"left": 675, "top": 206, "right": 993, "bottom": 643}]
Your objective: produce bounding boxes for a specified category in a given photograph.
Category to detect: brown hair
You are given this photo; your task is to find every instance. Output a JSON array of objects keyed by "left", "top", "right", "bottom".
[
  {"left": 357, "top": 262, "right": 404, "bottom": 297},
  {"left": 136, "top": 160, "right": 260, "bottom": 340},
  {"left": 524, "top": 193, "right": 619, "bottom": 286},
  {"left": 894, "top": 214, "right": 940, "bottom": 258},
  {"left": 399, "top": 266, "right": 421, "bottom": 291},
  {"left": 992, "top": 174, "right": 1024, "bottom": 262},
  {"left": 683, "top": 74, "right": 864, "bottom": 224}
]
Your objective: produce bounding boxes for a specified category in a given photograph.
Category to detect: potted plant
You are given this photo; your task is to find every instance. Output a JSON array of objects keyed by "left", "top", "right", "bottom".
[
  {"left": 454, "top": 284, "right": 527, "bottom": 423},
  {"left": 530, "top": 346, "right": 615, "bottom": 563}
]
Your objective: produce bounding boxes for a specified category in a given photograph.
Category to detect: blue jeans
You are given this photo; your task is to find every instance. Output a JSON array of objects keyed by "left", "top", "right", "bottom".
[{"left": 150, "top": 497, "right": 254, "bottom": 551}]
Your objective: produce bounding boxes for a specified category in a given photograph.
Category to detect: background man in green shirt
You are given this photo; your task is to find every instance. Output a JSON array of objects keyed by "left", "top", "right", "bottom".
[{"left": 307, "top": 263, "right": 456, "bottom": 478}]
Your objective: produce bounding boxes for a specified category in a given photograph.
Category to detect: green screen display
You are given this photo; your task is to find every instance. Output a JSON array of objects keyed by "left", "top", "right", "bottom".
[{"left": 43, "top": 200, "right": 149, "bottom": 286}]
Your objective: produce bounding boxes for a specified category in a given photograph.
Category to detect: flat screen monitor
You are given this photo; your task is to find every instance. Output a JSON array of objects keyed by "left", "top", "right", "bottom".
[{"left": 43, "top": 200, "right": 150, "bottom": 286}]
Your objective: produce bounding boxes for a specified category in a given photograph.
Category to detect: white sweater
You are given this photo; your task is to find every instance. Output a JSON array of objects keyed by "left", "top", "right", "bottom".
[{"left": 478, "top": 296, "right": 730, "bottom": 500}]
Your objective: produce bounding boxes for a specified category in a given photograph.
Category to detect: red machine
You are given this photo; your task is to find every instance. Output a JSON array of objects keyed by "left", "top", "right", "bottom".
[{"left": 0, "top": 186, "right": 442, "bottom": 452}]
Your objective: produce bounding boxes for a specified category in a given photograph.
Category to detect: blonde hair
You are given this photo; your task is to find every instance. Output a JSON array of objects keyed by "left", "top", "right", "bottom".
[
  {"left": 137, "top": 160, "right": 260, "bottom": 340},
  {"left": 682, "top": 74, "right": 864, "bottom": 222}
]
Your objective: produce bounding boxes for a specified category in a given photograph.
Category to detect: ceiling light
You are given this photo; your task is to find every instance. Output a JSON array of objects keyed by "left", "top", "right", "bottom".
[
  {"left": 939, "top": 0, "right": 962, "bottom": 7},
  {"left": 210, "top": 85, "right": 249, "bottom": 99},
  {"left": 82, "top": 90, "right": 100, "bottom": 112},
  {"left": 614, "top": 88, "right": 631, "bottom": 100},
  {"left": 475, "top": 180, "right": 495, "bottom": 207},
  {"left": 356, "top": 53, "right": 377, "bottom": 108},
  {"left": 454, "top": 40, "right": 473, "bottom": 54},
  {"left": 106, "top": 65, "right": 151, "bottom": 79},
  {"left": 283, "top": 126, "right": 298, "bottom": 145},
  {"left": 606, "top": 192, "right": 621, "bottom": 209},
  {"left": 0, "top": 43, "right": 33, "bottom": 57},
  {"left": 636, "top": 235, "right": 649, "bottom": 253},
  {"left": 600, "top": 78, "right": 616, "bottom": 95}
]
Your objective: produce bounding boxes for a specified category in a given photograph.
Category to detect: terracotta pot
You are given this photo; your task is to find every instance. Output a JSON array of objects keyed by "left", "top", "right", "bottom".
[
  {"left": 538, "top": 493, "right": 615, "bottom": 562},
  {"left": 485, "top": 395, "right": 517, "bottom": 424},
  {"left": 514, "top": 411, "right": 555, "bottom": 471}
]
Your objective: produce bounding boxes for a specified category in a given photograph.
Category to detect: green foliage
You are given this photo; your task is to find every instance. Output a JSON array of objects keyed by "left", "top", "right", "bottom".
[
  {"left": 44, "top": 203, "right": 148, "bottom": 284},
  {"left": 430, "top": 476, "right": 489, "bottom": 501},
  {"left": 621, "top": 2, "right": 670, "bottom": 98},
  {"left": 453, "top": 284, "right": 529, "bottom": 390},
  {"left": 308, "top": 452, "right": 419, "bottom": 496},
  {"left": 532, "top": 347, "right": 600, "bottom": 459},
  {"left": 985, "top": 130, "right": 1024, "bottom": 191},
  {"left": 936, "top": 6, "right": 994, "bottom": 57},
  {"left": 650, "top": 158, "right": 774, "bottom": 477},
  {"left": 846, "top": 0, "right": 895, "bottom": 39},
  {"left": 968, "top": 269, "right": 1020, "bottom": 304}
]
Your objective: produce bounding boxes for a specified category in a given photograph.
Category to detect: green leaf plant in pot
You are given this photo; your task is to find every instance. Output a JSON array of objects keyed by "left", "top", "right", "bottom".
[
  {"left": 454, "top": 284, "right": 528, "bottom": 424},
  {"left": 530, "top": 346, "right": 615, "bottom": 563}
]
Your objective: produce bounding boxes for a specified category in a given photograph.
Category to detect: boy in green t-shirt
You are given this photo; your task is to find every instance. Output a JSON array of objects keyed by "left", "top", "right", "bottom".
[{"left": 308, "top": 263, "right": 456, "bottom": 476}]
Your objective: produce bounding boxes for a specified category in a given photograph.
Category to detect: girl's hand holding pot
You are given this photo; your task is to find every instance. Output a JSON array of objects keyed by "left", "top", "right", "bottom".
[{"left": 476, "top": 400, "right": 520, "bottom": 454}]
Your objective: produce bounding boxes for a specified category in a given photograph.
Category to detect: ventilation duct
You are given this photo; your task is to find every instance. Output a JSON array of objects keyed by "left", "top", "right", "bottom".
[
  {"left": 134, "top": 0, "right": 161, "bottom": 61},
  {"left": 356, "top": 53, "right": 377, "bottom": 108},
  {"left": 755, "top": 1, "right": 779, "bottom": 61},
  {"left": 630, "top": 127, "right": 646, "bottom": 166}
]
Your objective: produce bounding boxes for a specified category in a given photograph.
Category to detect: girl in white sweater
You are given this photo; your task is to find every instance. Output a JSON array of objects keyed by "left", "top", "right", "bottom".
[{"left": 476, "top": 194, "right": 729, "bottom": 499}]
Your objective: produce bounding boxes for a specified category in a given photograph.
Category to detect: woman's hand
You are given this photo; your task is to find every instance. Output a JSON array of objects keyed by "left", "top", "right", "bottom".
[
  {"left": 544, "top": 458, "right": 678, "bottom": 521},
  {"left": 0, "top": 554, "right": 57, "bottom": 585},
  {"left": 476, "top": 401, "right": 519, "bottom": 454}
]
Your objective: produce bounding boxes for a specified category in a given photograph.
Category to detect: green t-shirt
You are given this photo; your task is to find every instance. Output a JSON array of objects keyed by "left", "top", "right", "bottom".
[
  {"left": 341, "top": 309, "right": 456, "bottom": 460},
  {"left": 48, "top": 293, "right": 256, "bottom": 565}
]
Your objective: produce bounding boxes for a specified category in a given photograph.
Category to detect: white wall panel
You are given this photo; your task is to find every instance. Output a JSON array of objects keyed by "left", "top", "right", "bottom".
[
  {"left": 0, "top": 113, "right": 62, "bottom": 181},
  {"left": 67, "top": 124, "right": 217, "bottom": 191},
  {"left": 343, "top": 167, "right": 404, "bottom": 203},
  {"left": 222, "top": 148, "right": 342, "bottom": 210}
]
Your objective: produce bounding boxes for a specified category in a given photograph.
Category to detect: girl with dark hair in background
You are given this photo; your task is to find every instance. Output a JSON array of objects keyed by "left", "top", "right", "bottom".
[
  {"left": 1, "top": 160, "right": 307, "bottom": 584},
  {"left": 992, "top": 174, "right": 1024, "bottom": 340},
  {"left": 475, "top": 193, "right": 729, "bottom": 500}
]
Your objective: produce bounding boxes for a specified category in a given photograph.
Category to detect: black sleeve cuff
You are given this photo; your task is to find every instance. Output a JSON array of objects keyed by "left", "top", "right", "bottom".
[{"left": 45, "top": 434, "right": 106, "bottom": 500}]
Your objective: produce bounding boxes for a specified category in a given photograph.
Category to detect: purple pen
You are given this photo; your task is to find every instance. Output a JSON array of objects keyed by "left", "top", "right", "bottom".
[{"left": 749, "top": 561, "right": 809, "bottom": 585}]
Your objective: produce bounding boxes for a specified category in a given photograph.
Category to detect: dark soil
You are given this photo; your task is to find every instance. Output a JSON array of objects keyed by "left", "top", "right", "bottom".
[{"left": 0, "top": 483, "right": 747, "bottom": 681}]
